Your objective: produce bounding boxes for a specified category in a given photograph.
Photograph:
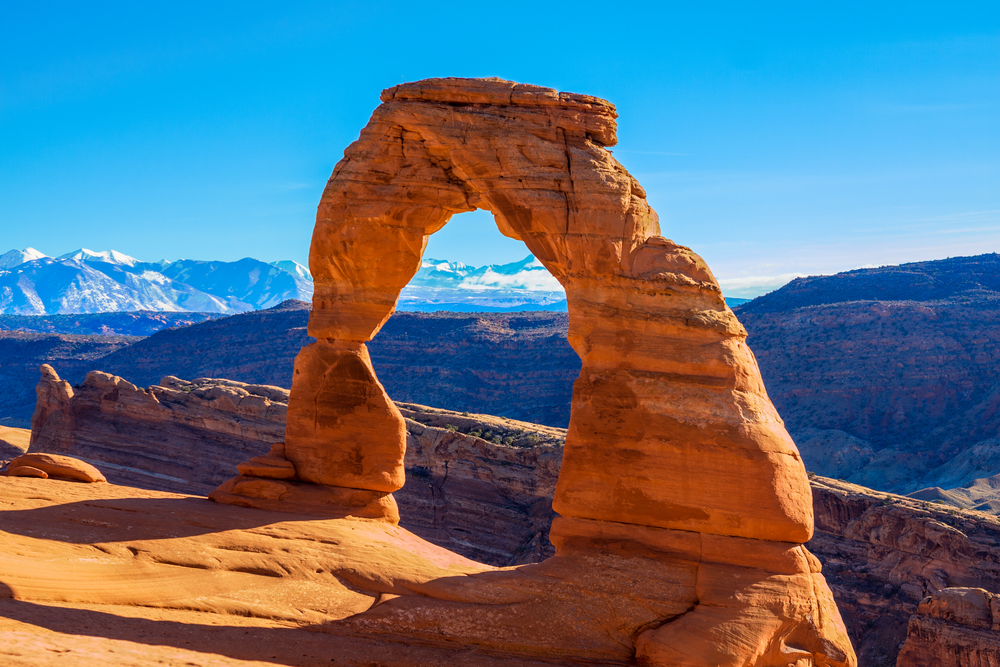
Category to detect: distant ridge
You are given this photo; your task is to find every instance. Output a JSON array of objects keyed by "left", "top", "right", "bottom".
[
  {"left": 738, "top": 253, "right": 1000, "bottom": 314},
  {"left": 733, "top": 252, "right": 1000, "bottom": 500}
]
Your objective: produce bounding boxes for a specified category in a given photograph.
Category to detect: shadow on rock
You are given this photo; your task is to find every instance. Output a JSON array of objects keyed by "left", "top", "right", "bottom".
[{"left": 0, "top": 495, "right": 339, "bottom": 544}]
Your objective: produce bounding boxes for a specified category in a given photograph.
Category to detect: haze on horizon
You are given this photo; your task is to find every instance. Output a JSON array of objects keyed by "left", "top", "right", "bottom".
[{"left": 2, "top": 2, "right": 997, "bottom": 293}]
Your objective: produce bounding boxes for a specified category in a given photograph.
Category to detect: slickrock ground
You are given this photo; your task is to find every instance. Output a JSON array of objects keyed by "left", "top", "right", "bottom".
[
  {"left": 0, "top": 425, "right": 29, "bottom": 461},
  {"left": 0, "top": 478, "right": 578, "bottom": 667}
]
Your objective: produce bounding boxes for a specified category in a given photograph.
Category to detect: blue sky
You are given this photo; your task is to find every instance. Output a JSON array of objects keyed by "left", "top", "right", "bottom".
[{"left": 2, "top": 1, "right": 997, "bottom": 293}]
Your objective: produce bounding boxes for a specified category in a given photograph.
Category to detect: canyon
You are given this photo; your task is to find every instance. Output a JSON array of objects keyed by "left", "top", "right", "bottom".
[{"left": 5, "top": 77, "right": 1000, "bottom": 666}]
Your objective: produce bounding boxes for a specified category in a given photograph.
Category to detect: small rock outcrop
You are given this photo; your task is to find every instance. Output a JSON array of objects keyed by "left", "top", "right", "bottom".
[
  {"left": 28, "top": 366, "right": 287, "bottom": 494},
  {"left": 3, "top": 452, "right": 105, "bottom": 483},
  {"left": 896, "top": 588, "right": 1000, "bottom": 666},
  {"left": 210, "top": 77, "right": 855, "bottom": 665}
]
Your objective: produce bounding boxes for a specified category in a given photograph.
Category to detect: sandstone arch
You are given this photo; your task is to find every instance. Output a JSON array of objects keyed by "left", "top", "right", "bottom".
[{"left": 213, "top": 78, "right": 855, "bottom": 666}]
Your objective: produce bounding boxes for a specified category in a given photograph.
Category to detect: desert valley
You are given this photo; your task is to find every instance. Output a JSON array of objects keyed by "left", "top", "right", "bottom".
[{"left": 2, "top": 19, "right": 998, "bottom": 666}]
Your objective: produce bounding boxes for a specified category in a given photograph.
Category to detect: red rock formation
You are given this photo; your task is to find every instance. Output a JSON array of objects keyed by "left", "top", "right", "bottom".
[
  {"left": 28, "top": 369, "right": 288, "bottom": 494},
  {"left": 896, "top": 588, "right": 1000, "bottom": 666},
  {"left": 213, "top": 77, "right": 854, "bottom": 665},
  {"left": 3, "top": 453, "right": 105, "bottom": 483}
]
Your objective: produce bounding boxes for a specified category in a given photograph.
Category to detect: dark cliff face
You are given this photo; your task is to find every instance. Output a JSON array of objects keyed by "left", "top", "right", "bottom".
[
  {"left": 368, "top": 312, "right": 578, "bottom": 428},
  {"left": 735, "top": 253, "right": 1000, "bottom": 493},
  {"left": 0, "top": 311, "right": 219, "bottom": 336},
  {"left": 4, "top": 302, "right": 581, "bottom": 429}
]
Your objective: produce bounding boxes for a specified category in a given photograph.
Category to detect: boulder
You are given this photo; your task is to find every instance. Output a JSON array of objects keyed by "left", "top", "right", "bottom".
[
  {"left": 897, "top": 587, "right": 1000, "bottom": 666},
  {"left": 6, "top": 465, "right": 48, "bottom": 479},
  {"left": 7, "top": 452, "right": 105, "bottom": 483}
]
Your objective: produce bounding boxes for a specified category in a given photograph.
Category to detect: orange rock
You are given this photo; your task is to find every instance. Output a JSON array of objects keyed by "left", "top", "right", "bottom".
[
  {"left": 8, "top": 452, "right": 105, "bottom": 483},
  {"left": 5, "top": 465, "right": 48, "bottom": 479},
  {"left": 29, "top": 364, "right": 74, "bottom": 449},
  {"left": 284, "top": 341, "right": 405, "bottom": 491},
  {"left": 236, "top": 455, "right": 296, "bottom": 479},
  {"left": 287, "top": 75, "right": 811, "bottom": 541},
  {"left": 209, "top": 475, "right": 399, "bottom": 522},
  {"left": 897, "top": 587, "right": 1000, "bottom": 666}
]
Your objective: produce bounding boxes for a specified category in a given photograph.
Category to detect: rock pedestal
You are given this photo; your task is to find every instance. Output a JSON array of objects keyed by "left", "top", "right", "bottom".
[{"left": 211, "top": 77, "right": 856, "bottom": 665}]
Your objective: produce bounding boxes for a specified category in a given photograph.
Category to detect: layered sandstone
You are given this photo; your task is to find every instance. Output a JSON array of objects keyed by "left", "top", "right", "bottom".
[
  {"left": 896, "top": 588, "right": 1000, "bottom": 666},
  {"left": 809, "top": 478, "right": 1000, "bottom": 666},
  {"left": 204, "top": 77, "right": 855, "bottom": 665},
  {"left": 28, "top": 366, "right": 286, "bottom": 494}
]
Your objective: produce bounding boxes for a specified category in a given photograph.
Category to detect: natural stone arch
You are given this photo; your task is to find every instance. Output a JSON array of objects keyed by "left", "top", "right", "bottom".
[
  {"left": 213, "top": 78, "right": 855, "bottom": 666},
  {"left": 288, "top": 77, "right": 811, "bottom": 542}
]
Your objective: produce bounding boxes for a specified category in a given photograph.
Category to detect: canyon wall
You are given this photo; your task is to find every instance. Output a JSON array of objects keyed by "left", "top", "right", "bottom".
[
  {"left": 737, "top": 254, "right": 1000, "bottom": 496},
  {"left": 895, "top": 587, "right": 1000, "bottom": 666}
]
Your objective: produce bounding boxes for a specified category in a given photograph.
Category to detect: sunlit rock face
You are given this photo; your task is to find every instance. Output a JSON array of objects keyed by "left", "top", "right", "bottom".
[{"left": 212, "top": 77, "right": 856, "bottom": 666}]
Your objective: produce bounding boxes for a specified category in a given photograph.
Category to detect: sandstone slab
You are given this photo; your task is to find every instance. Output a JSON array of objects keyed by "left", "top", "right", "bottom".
[
  {"left": 5, "top": 465, "right": 47, "bottom": 479},
  {"left": 5, "top": 453, "right": 105, "bottom": 483}
]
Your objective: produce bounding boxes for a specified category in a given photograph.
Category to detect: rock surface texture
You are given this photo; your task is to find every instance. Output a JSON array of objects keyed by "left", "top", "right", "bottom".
[
  {"left": 209, "top": 77, "right": 854, "bottom": 665},
  {"left": 29, "top": 366, "right": 288, "bottom": 494},
  {"left": 896, "top": 587, "right": 1000, "bottom": 667}
]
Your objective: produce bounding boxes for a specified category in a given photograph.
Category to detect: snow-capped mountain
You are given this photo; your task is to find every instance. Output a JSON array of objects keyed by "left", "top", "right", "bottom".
[
  {"left": 0, "top": 248, "right": 572, "bottom": 314},
  {"left": 57, "top": 248, "right": 140, "bottom": 267},
  {"left": 398, "top": 256, "right": 567, "bottom": 311},
  {"left": 0, "top": 249, "right": 312, "bottom": 315},
  {"left": 0, "top": 247, "right": 47, "bottom": 270}
]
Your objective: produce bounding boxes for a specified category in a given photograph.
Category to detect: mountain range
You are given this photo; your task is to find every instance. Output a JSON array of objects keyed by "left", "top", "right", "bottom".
[
  {"left": 0, "top": 249, "right": 757, "bottom": 316},
  {"left": 0, "top": 248, "right": 313, "bottom": 315},
  {"left": 0, "top": 248, "right": 574, "bottom": 315}
]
